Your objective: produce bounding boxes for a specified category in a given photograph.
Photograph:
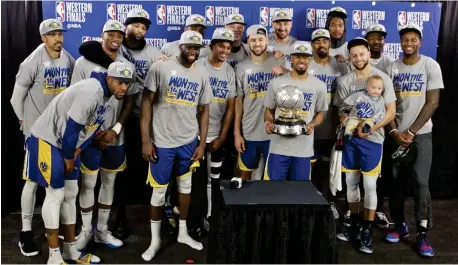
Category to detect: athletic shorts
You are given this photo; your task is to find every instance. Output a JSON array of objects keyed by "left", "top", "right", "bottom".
[
  {"left": 80, "top": 143, "right": 127, "bottom": 174},
  {"left": 264, "top": 153, "right": 311, "bottom": 181},
  {"left": 312, "top": 139, "right": 335, "bottom": 162},
  {"left": 238, "top": 140, "right": 269, "bottom": 171},
  {"left": 23, "top": 135, "right": 80, "bottom": 189},
  {"left": 146, "top": 139, "right": 200, "bottom": 188},
  {"left": 342, "top": 137, "right": 382, "bottom": 177}
]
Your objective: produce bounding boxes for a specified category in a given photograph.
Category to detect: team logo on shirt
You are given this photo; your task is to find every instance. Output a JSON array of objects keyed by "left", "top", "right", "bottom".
[
  {"left": 314, "top": 74, "right": 339, "bottom": 98},
  {"left": 42, "top": 66, "right": 72, "bottom": 94},
  {"left": 209, "top": 77, "right": 230, "bottom": 103},
  {"left": 166, "top": 76, "right": 200, "bottom": 106},
  {"left": 355, "top": 102, "right": 375, "bottom": 118},
  {"left": 297, "top": 92, "right": 313, "bottom": 117},
  {"left": 39, "top": 162, "right": 48, "bottom": 173},
  {"left": 392, "top": 72, "right": 425, "bottom": 97},
  {"left": 85, "top": 105, "right": 111, "bottom": 131},
  {"left": 247, "top": 72, "right": 275, "bottom": 98}
]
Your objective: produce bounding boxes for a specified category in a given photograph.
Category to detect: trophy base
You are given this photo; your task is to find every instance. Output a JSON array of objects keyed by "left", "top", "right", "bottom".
[{"left": 272, "top": 119, "right": 307, "bottom": 136}]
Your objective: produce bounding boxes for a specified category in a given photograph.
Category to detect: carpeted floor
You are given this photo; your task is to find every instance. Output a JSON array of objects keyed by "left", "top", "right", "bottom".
[{"left": 2, "top": 199, "right": 458, "bottom": 264}]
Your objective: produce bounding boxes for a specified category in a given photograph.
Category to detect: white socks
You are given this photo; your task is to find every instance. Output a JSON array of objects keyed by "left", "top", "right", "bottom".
[
  {"left": 97, "top": 208, "right": 110, "bottom": 232},
  {"left": 62, "top": 242, "right": 100, "bottom": 263},
  {"left": 177, "top": 219, "right": 203, "bottom": 250},
  {"left": 81, "top": 211, "right": 92, "bottom": 232},
  {"left": 48, "top": 247, "right": 63, "bottom": 264},
  {"left": 21, "top": 181, "right": 38, "bottom": 232},
  {"left": 142, "top": 220, "right": 162, "bottom": 261},
  {"left": 420, "top": 220, "right": 428, "bottom": 228}
]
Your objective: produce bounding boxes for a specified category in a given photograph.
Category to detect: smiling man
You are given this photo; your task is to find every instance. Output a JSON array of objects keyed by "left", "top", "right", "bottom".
[{"left": 267, "top": 8, "right": 297, "bottom": 63}]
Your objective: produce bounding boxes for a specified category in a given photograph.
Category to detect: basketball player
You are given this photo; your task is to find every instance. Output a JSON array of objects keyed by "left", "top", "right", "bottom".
[
  {"left": 307, "top": 28, "right": 347, "bottom": 219},
  {"left": 268, "top": 8, "right": 297, "bottom": 63},
  {"left": 333, "top": 38, "right": 396, "bottom": 254},
  {"left": 111, "top": 8, "right": 163, "bottom": 240},
  {"left": 10, "top": 19, "right": 74, "bottom": 257},
  {"left": 200, "top": 13, "right": 249, "bottom": 68},
  {"left": 192, "top": 28, "right": 237, "bottom": 232},
  {"left": 325, "top": 7, "right": 349, "bottom": 62},
  {"left": 72, "top": 20, "right": 134, "bottom": 250},
  {"left": 161, "top": 14, "right": 207, "bottom": 57},
  {"left": 23, "top": 61, "right": 134, "bottom": 264},
  {"left": 264, "top": 41, "right": 327, "bottom": 180},
  {"left": 385, "top": 24, "right": 443, "bottom": 257},
  {"left": 232, "top": 24, "right": 290, "bottom": 189},
  {"left": 140, "top": 30, "right": 211, "bottom": 261}
]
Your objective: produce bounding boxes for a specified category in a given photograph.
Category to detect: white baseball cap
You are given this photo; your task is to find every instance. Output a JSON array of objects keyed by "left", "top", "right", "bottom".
[
  {"left": 311, "top": 29, "right": 331, "bottom": 41},
  {"left": 185, "top": 14, "right": 206, "bottom": 28},
  {"left": 290, "top": 41, "right": 313, "bottom": 56},
  {"left": 103, "top": 20, "right": 125, "bottom": 34},
  {"left": 272, "top": 9, "right": 292, "bottom": 22},
  {"left": 107, "top": 62, "right": 135, "bottom": 83},
  {"left": 328, "top": 7, "right": 347, "bottom": 19},
  {"left": 399, "top": 23, "right": 423, "bottom": 38},
  {"left": 224, "top": 13, "right": 246, "bottom": 26},
  {"left": 212, "top": 28, "right": 235, "bottom": 42},
  {"left": 246, "top": 24, "right": 267, "bottom": 37},
  {"left": 365, "top": 23, "right": 387, "bottom": 38},
  {"left": 125, "top": 9, "right": 151, "bottom": 28},
  {"left": 179, "top": 31, "right": 204, "bottom": 47},
  {"left": 39, "top": 19, "right": 66, "bottom": 36}
]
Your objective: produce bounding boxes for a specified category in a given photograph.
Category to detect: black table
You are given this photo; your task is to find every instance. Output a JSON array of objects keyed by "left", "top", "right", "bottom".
[{"left": 207, "top": 180, "right": 338, "bottom": 264}]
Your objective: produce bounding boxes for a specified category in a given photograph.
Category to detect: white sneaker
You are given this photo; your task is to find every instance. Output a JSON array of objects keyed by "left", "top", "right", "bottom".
[
  {"left": 94, "top": 230, "right": 123, "bottom": 248},
  {"left": 330, "top": 202, "right": 340, "bottom": 219},
  {"left": 343, "top": 210, "right": 351, "bottom": 227},
  {"left": 74, "top": 230, "right": 93, "bottom": 251},
  {"left": 230, "top": 177, "right": 242, "bottom": 189}
]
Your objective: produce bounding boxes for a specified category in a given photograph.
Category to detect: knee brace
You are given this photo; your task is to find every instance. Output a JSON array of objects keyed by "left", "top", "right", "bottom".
[
  {"left": 363, "top": 174, "right": 378, "bottom": 210},
  {"left": 42, "top": 187, "right": 65, "bottom": 229},
  {"left": 150, "top": 187, "right": 168, "bottom": 207},
  {"left": 346, "top": 172, "right": 361, "bottom": 203},
  {"left": 98, "top": 171, "right": 117, "bottom": 205},
  {"left": 60, "top": 180, "right": 79, "bottom": 225},
  {"left": 177, "top": 176, "right": 192, "bottom": 194},
  {"left": 79, "top": 172, "right": 98, "bottom": 209}
]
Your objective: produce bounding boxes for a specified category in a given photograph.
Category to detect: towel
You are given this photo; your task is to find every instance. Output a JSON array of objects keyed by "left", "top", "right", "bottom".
[{"left": 329, "top": 144, "right": 342, "bottom": 196}]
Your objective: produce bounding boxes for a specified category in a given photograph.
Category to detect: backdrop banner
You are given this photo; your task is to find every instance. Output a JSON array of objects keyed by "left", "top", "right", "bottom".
[{"left": 44, "top": 1, "right": 441, "bottom": 60}]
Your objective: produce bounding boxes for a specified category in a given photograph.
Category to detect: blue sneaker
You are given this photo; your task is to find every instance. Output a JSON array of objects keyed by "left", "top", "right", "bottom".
[
  {"left": 359, "top": 228, "right": 373, "bottom": 254},
  {"left": 385, "top": 222, "right": 409, "bottom": 243},
  {"left": 416, "top": 233, "right": 435, "bottom": 257}
]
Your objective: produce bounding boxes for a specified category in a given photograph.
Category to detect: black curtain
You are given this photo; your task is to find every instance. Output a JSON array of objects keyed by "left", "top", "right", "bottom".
[
  {"left": 1, "top": 1, "right": 43, "bottom": 214},
  {"left": 1, "top": 1, "right": 457, "bottom": 215}
]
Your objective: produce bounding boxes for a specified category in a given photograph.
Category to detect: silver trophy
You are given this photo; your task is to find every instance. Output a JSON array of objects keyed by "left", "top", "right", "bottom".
[{"left": 271, "top": 84, "right": 307, "bottom": 136}]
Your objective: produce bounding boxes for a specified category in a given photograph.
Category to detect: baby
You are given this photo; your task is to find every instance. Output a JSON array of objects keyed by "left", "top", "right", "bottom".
[{"left": 342, "top": 75, "right": 386, "bottom": 141}]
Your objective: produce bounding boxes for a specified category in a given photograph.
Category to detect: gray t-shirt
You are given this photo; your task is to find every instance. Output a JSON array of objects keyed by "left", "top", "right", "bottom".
[
  {"left": 263, "top": 73, "right": 328, "bottom": 158},
  {"left": 329, "top": 42, "right": 349, "bottom": 60},
  {"left": 387, "top": 55, "right": 444, "bottom": 135},
  {"left": 195, "top": 58, "right": 237, "bottom": 138},
  {"left": 144, "top": 57, "right": 212, "bottom": 148},
  {"left": 14, "top": 44, "right": 75, "bottom": 137},
  {"left": 71, "top": 53, "right": 135, "bottom": 146},
  {"left": 343, "top": 91, "right": 385, "bottom": 123},
  {"left": 30, "top": 78, "right": 115, "bottom": 149},
  {"left": 267, "top": 34, "right": 297, "bottom": 64},
  {"left": 160, "top": 40, "right": 181, "bottom": 58},
  {"left": 333, "top": 67, "right": 396, "bottom": 144},
  {"left": 235, "top": 53, "right": 289, "bottom": 141},
  {"left": 199, "top": 43, "right": 250, "bottom": 68},
  {"left": 120, "top": 44, "right": 162, "bottom": 116},
  {"left": 349, "top": 55, "right": 394, "bottom": 74},
  {"left": 307, "top": 57, "right": 348, "bottom": 140}
]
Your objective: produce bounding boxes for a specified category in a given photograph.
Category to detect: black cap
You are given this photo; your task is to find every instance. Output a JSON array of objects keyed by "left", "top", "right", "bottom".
[{"left": 347, "top": 37, "right": 369, "bottom": 51}]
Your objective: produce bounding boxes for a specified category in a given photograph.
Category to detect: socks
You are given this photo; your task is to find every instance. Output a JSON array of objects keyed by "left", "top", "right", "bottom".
[
  {"left": 97, "top": 209, "right": 111, "bottom": 232},
  {"left": 141, "top": 220, "right": 162, "bottom": 262},
  {"left": 417, "top": 220, "right": 428, "bottom": 233},
  {"left": 81, "top": 211, "right": 93, "bottom": 232},
  {"left": 48, "top": 247, "right": 63, "bottom": 264},
  {"left": 62, "top": 242, "right": 81, "bottom": 260},
  {"left": 177, "top": 219, "right": 204, "bottom": 250},
  {"left": 21, "top": 214, "right": 33, "bottom": 232}
]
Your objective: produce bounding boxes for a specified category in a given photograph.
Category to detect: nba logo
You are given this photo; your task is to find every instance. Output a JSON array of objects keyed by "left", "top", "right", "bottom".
[
  {"left": 107, "top": 3, "right": 116, "bottom": 21},
  {"left": 157, "top": 5, "right": 166, "bottom": 25},
  {"left": 55, "top": 1, "right": 65, "bottom": 22},
  {"left": 397, "top": 11, "right": 407, "bottom": 29},
  {"left": 205, "top": 6, "right": 214, "bottom": 26},
  {"left": 306, "top": 8, "right": 315, "bottom": 28},
  {"left": 259, "top": 7, "right": 269, "bottom": 26},
  {"left": 82, "top": 36, "right": 92, "bottom": 42},
  {"left": 352, "top": 10, "right": 361, "bottom": 29}
]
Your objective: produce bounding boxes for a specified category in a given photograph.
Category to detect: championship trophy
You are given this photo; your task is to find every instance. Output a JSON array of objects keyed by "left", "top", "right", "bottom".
[{"left": 271, "top": 84, "right": 307, "bottom": 136}]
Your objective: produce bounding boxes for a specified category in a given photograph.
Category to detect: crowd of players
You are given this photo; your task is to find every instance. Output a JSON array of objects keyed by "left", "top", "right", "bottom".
[{"left": 10, "top": 5, "right": 443, "bottom": 264}]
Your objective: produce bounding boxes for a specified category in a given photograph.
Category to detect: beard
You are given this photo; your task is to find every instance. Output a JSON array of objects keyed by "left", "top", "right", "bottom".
[
  {"left": 250, "top": 46, "right": 267, "bottom": 56},
  {"left": 181, "top": 51, "right": 198, "bottom": 64},
  {"left": 352, "top": 60, "right": 369, "bottom": 71},
  {"left": 295, "top": 69, "right": 307, "bottom": 75},
  {"left": 317, "top": 50, "right": 328, "bottom": 58}
]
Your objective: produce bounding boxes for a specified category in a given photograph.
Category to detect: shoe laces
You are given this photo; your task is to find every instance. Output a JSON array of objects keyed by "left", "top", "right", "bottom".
[{"left": 418, "top": 234, "right": 432, "bottom": 250}]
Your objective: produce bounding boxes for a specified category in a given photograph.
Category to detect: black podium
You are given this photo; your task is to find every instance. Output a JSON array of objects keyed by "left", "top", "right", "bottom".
[{"left": 207, "top": 180, "right": 338, "bottom": 264}]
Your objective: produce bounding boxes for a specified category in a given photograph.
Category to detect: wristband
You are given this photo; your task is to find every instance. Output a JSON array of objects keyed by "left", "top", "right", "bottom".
[
  {"left": 112, "top": 122, "right": 123, "bottom": 135},
  {"left": 389, "top": 129, "right": 398, "bottom": 135},
  {"left": 407, "top": 129, "right": 415, "bottom": 137}
]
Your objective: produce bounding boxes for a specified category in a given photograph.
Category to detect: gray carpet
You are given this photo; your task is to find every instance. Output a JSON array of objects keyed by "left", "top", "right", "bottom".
[{"left": 2, "top": 199, "right": 458, "bottom": 264}]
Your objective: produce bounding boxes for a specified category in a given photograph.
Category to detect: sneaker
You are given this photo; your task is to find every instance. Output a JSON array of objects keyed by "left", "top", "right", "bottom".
[
  {"left": 75, "top": 230, "right": 94, "bottom": 251},
  {"left": 163, "top": 206, "right": 178, "bottom": 235},
  {"left": 375, "top": 212, "right": 393, "bottom": 229},
  {"left": 385, "top": 222, "right": 409, "bottom": 243},
  {"left": 337, "top": 226, "right": 362, "bottom": 242},
  {"left": 18, "top": 231, "right": 39, "bottom": 257},
  {"left": 230, "top": 177, "right": 242, "bottom": 189},
  {"left": 359, "top": 228, "right": 373, "bottom": 254},
  {"left": 63, "top": 252, "right": 101, "bottom": 264},
  {"left": 330, "top": 202, "right": 339, "bottom": 219},
  {"left": 416, "top": 233, "right": 435, "bottom": 257},
  {"left": 203, "top": 216, "right": 211, "bottom": 233},
  {"left": 343, "top": 210, "right": 351, "bottom": 227},
  {"left": 112, "top": 218, "right": 131, "bottom": 240},
  {"left": 94, "top": 230, "right": 124, "bottom": 248}
]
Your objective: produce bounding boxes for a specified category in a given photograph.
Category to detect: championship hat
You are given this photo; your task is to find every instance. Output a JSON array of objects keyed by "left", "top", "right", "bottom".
[
  {"left": 328, "top": 6, "right": 348, "bottom": 19},
  {"left": 311, "top": 29, "right": 331, "bottom": 41},
  {"left": 399, "top": 23, "right": 423, "bottom": 38},
  {"left": 347, "top": 37, "right": 370, "bottom": 51},
  {"left": 40, "top": 19, "right": 66, "bottom": 36},
  {"left": 179, "top": 31, "right": 204, "bottom": 47},
  {"left": 290, "top": 41, "right": 313, "bottom": 56},
  {"left": 124, "top": 8, "right": 151, "bottom": 28},
  {"left": 224, "top": 13, "right": 246, "bottom": 26},
  {"left": 107, "top": 62, "right": 135, "bottom": 83},
  {"left": 103, "top": 20, "right": 125, "bottom": 34},
  {"left": 272, "top": 9, "right": 292, "bottom": 22},
  {"left": 185, "top": 14, "right": 207, "bottom": 28},
  {"left": 212, "top": 28, "right": 235, "bottom": 42},
  {"left": 365, "top": 23, "right": 387, "bottom": 38},
  {"left": 246, "top": 24, "right": 267, "bottom": 37}
]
